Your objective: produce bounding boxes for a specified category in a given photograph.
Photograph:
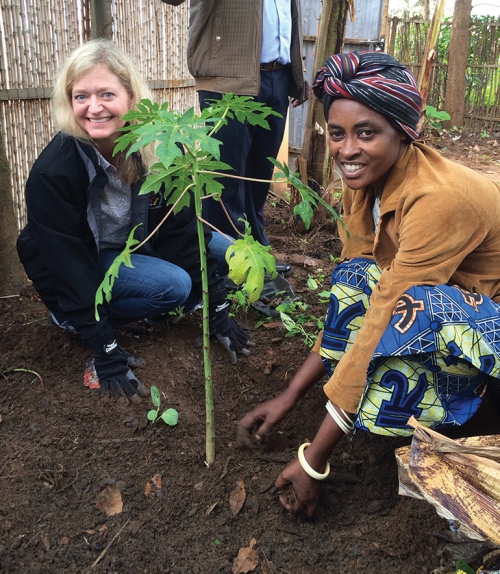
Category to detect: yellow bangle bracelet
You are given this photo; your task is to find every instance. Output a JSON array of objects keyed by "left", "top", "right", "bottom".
[{"left": 297, "top": 442, "right": 330, "bottom": 481}]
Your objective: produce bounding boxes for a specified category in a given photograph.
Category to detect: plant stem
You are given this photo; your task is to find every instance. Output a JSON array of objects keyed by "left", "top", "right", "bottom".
[
  {"left": 130, "top": 184, "right": 193, "bottom": 253},
  {"left": 1, "top": 367, "right": 44, "bottom": 386},
  {"left": 193, "top": 160, "right": 215, "bottom": 465},
  {"left": 197, "top": 216, "right": 236, "bottom": 244},
  {"left": 201, "top": 170, "right": 273, "bottom": 184}
]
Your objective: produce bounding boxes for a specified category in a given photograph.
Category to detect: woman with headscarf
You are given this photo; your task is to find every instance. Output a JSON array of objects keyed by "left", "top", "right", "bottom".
[{"left": 238, "top": 51, "right": 500, "bottom": 516}]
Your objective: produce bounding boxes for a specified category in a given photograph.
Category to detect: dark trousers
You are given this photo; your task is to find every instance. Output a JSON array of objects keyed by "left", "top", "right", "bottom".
[{"left": 199, "top": 67, "right": 290, "bottom": 246}]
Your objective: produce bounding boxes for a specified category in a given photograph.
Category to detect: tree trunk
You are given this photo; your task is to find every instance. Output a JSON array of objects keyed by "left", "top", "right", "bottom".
[
  {"left": 442, "top": 0, "right": 472, "bottom": 129},
  {"left": 300, "top": 0, "right": 348, "bottom": 193},
  {"left": 90, "top": 0, "right": 113, "bottom": 39},
  {"left": 0, "top": 128, "right": 26, "bottom": 296}
]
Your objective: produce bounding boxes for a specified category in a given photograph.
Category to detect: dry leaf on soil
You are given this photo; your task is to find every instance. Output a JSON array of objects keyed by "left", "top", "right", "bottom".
[
  {"left": 232, "top": 538, "right": 258, "bottom": 574},
  {"left": 264, "top": 361, "right": 275, "bottom": 375},
  {"left": 261, "top": 559, "right": 277, "bottom": 574},
  {"left": 151, "top": 473, "right": 162, "bottom": 489},
  {"left": 229, "top": 480, "right": 246, "bottom": 516},
  {"left": 96, "top": 484, "right": 123, "bottom": 516},
  {"left": 287, "top": 253, "right": 320, "bottom": 267},
  {"left": 262, "top": 321, "right": 282, "bottom": 330}
]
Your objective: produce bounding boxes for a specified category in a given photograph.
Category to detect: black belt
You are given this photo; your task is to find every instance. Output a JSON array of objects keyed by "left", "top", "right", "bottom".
[{"left": 260, "top": 61, "right": 285, "bottom": 71}]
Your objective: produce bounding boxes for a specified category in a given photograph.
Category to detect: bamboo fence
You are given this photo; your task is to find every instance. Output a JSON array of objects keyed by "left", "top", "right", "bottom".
[
  {"left": 386, "top": 16, "right": 500, "bottom": 128},
  {"left": 0, "top": 0, "right": 195, "bottom": 231}
]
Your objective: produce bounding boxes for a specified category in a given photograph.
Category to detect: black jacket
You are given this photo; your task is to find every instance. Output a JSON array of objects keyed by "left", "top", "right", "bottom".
[{"left": 17, "top": 133, "right": 220, "bottom": 349}]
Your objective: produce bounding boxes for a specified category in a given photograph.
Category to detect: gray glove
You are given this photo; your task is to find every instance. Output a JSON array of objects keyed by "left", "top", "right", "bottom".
[
  {"left": 93, "top": 340, "right": 149, "bottom": 405},
  {"left": 209, "top": 300, "right": 254, "bottom": 365}
]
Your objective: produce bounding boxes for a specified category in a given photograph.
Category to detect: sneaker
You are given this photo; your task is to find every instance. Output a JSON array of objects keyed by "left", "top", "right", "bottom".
[
  {"left": 275, "top": 260, "right": 292, "bottom": 277},
  {"left": 144, "top": 315, "right": 173, "bottom": 329}
]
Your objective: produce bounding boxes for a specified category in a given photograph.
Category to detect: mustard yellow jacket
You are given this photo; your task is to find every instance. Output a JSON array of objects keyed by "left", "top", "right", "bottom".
[{"left": 316, "top": 142, "right": 500, "bottom": 413}]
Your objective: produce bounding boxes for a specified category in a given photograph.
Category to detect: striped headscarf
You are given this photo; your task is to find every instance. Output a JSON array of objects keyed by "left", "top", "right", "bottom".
[{"left": 312, "top": 51, "right": 422, "bottom": 141}]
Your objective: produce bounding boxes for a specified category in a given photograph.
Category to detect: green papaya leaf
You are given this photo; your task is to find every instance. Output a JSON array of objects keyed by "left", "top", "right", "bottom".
[
  {"left": 226, "top": 226, "right": 277, "bottom": 302},
  {"left": 150, "top": 385, "right": 161, "bottom": 408},
  {"left": 160, "top": 408, "right": 179, "bottom": 426},
  {"left": 426, "top": 105, "right": 451, "bottom": 121},
  {"left": 269, "top": 158, "right": 343, "bottom": 230}
]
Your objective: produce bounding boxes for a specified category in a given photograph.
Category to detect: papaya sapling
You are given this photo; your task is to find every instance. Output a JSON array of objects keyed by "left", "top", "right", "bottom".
[{"left": 95, "top": 95, "right": 342, "bottom": 464}]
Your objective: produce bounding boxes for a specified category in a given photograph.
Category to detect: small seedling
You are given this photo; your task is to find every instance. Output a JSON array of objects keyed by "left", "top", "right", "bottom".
[
  {"left": 279, "top": 311, "right": 318, "bottom": 347},
  {"left": 329, "top": 255, "right": 340, "bottom": 263},
  {"left": 147, "top": 386, "right": 179, "bottom": 425},
  {"left": 318, "top": 289, "right": 331, "bottom": 304},
  {"left": 228, "top": 289, "right": 249, "bottom": 315},
  {"left": 168, "top": 306, "right": 186, "bottom": 324},
  {"left": 307, "top": 276, "right": 318, "bottom": 290},
  {"left": 425, "top": 105, "right": 450, "bottom": 129}
]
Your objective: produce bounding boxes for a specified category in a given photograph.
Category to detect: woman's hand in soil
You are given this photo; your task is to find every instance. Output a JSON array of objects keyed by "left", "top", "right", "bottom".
[
  {"left": 237, "top": 352, "right": 328, "bottom": 447},
  {"left": 275, "top": 459, "right": 322, "bottom": 517},
  {"left": 237, "top": 395, "right": 295, "bottom": 447}
]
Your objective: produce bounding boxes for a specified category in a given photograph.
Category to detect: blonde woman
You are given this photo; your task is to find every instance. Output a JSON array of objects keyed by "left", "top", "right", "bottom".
[{"left": 18, "top": 40, "right": 252, "bottom": 405}]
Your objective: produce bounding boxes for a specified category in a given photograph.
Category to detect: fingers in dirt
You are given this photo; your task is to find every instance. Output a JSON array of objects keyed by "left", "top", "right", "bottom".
[{"left": 236, "top": 425, "right": 261, "bottom": 449}]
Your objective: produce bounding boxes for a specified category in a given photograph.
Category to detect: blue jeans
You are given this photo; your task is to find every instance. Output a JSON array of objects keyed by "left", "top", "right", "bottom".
[
  {"left": 99, "top": 232, "right": 233, "bottom": 323},
  {"left": 98, "top": 249, "right": 192, "bottom": 322},
  {"left": 208, "top": 231, "right": 233, "bottom": 276}
]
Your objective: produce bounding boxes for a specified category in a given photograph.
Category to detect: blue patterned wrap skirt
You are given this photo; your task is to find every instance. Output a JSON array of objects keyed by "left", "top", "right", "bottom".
[{"left": 319, "top": 258, "right": 500, "bottom": 436}]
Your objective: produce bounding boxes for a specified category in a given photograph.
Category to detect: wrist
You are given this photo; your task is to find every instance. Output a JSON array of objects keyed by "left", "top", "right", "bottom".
[
  {"left": 302, "top": 441, "right": 331, "bottom": 474},
  {"left": 298, "top": 443, "right": 330, "bottom": 480},
  {"left": 279, "top": 387, "right": 301, "bottom": 411}
]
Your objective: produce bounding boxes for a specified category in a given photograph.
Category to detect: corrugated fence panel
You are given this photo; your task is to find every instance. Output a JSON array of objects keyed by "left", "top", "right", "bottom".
[{"left": 288, "top": 0, "right": 322, "bottom": 154}]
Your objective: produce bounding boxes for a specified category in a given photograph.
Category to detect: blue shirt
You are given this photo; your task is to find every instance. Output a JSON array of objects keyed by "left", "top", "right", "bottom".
[{"left": 261, "top": 0, "right": 292, "bottom": 65}]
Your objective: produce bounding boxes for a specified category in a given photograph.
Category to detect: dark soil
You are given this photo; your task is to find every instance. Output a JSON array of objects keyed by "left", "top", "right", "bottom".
[{"left": 1, "top": 130, "right": 499, "bottom": 574}]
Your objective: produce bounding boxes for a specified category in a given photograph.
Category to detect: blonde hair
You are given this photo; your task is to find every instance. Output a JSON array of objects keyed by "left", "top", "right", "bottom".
[{"left": 52, "top": 39, "right": 156, "bottom": 182}]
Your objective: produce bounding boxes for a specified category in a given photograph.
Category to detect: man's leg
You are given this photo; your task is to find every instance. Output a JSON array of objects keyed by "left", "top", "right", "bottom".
[{"left": 243, "top": 68, "right": 290, "bottom": 246}]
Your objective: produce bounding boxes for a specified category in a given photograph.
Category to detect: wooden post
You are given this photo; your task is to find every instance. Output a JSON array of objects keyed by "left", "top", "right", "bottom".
[
  {"left": 443, "top": 0, "right": 472, "bottom": 129},
  {"left": 0, "top": 127, "right": 27, "bottom": 295},
  {"left": 416, "top": 0, "right": 446, "bottom": 133},
  {"left": 90, "top": 0, "right": 113, "bottom": 39},
  {"left": 387, "top": 17, "right": 398, "bottom": 56},
  {"left": 300, "top": 0, "right": 348, "bottom": 192}
]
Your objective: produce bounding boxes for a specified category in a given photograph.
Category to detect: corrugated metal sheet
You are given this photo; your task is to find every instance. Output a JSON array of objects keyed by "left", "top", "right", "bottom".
[{"left": 288, "top": 0, "right": 322, "bottom": 152}]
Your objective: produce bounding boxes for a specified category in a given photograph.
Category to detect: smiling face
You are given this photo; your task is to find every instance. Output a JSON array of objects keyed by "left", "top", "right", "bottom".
[
  {"left": 71, "top": 65, "right": 132, "bottom": 159},
  {"left": 327, "top": 99, "right": 407, "bottom": 193}
]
